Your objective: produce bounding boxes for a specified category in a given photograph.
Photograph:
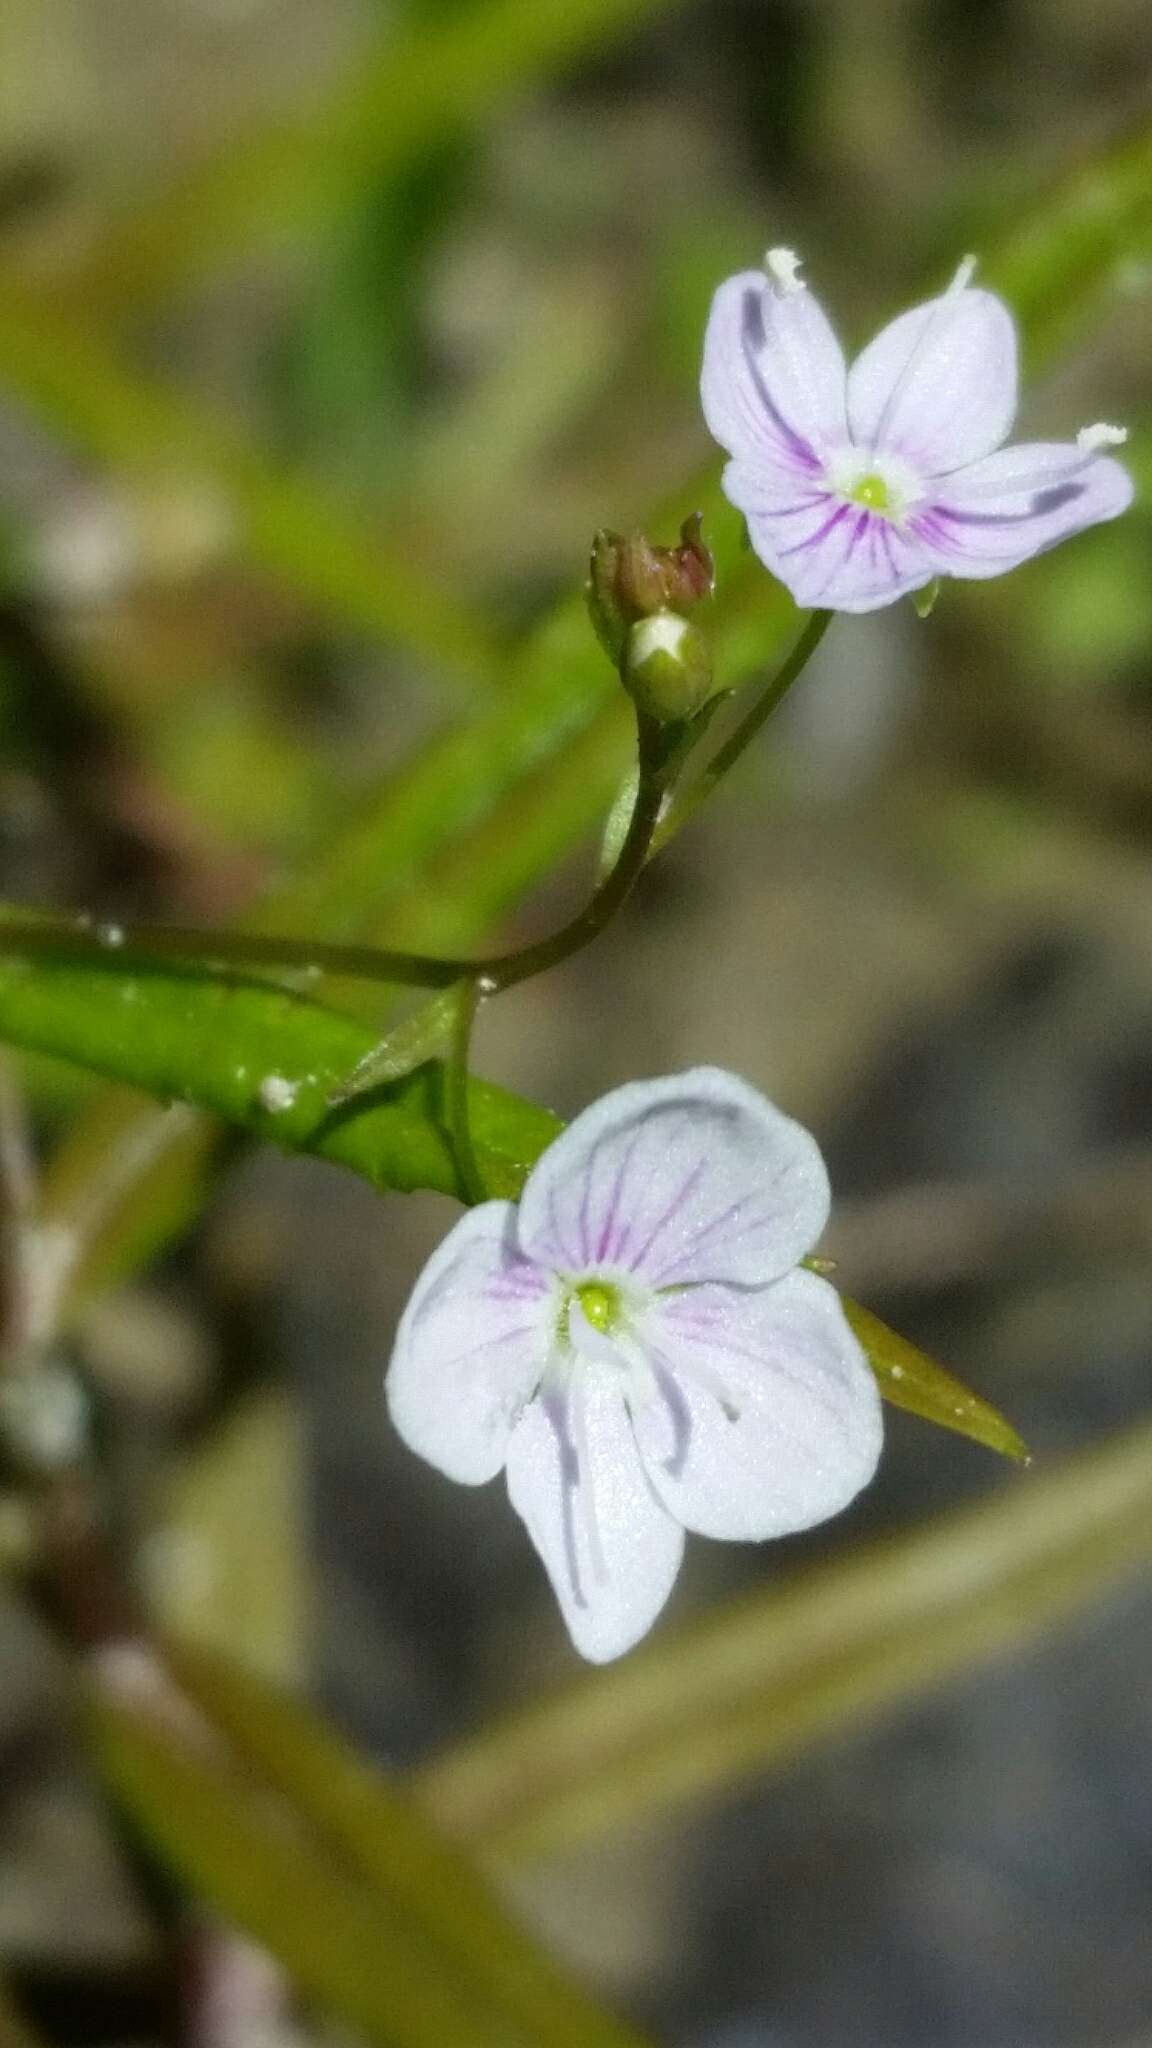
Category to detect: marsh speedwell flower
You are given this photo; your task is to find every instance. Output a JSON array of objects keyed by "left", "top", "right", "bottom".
[
  {"left": 701, "top": 248, "right": 1133, "bottom": 613},
  {"left": 387, "top": 1069, "right": 881, "bottom": 1661}
]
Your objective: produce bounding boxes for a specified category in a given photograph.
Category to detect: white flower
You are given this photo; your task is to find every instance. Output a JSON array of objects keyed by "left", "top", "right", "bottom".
[
  {"left": 701, "top": 248, "right": 1134, "bottom": 613},
  {"left": 386, "top": 1069, "right": 882, "bottom": 1662}
]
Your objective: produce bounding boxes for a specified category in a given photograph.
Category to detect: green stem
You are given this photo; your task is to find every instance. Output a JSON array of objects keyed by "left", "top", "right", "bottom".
[
  {"left": 0, "top": 916, "right": 464, "bottom": 989},
  {"left": 482, "top": 712, "right": 667, "bottom": 993},
  {"left": 0, "top": 614, "right": 826, "bottom": 1003},
  {"left": 652, "top": 609, "right": 833, "bottom": 854},
  {"left": 0, "top": 712, "right": 670, "bottom": 998},
  {"left": 444, "top": 979, "right": 487, "bottom": 1205}
]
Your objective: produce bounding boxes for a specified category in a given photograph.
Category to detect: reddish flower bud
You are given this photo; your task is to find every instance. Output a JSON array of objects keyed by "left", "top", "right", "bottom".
[{"left": 587, "top": 514, "right": 714, "bottom": 667}]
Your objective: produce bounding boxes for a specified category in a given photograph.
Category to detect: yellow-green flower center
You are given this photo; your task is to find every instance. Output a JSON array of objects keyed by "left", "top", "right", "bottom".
[
  {"left": 848, "top": 472, "right": 890, "bottom": 512},
  {"left": 575, "top": 1280, "right": 619, "bottom": 1332}
]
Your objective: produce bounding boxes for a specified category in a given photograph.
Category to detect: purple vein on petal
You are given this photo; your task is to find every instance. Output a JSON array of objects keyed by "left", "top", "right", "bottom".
[
  {"left": 646, "top": 1335, "right": 742, "bottom": 1424},
  {"left": 750, "top": 491, "right": 832, "bottom": 525},
  {"left": 779, "top": 500, "right": 851, "bottom": 560},
  {"left": 625, "top": 1153, "right": 709, "bottom": 1275},
  {"left": 931, "top": 488, "right": 1084, "bottom": 529},
  {"left": 434, "top": 1322, "right": 539, "bottom": 1373},
  {"left": 541, "top": 1387, "right": 586, "bottom": 1610},
  {"left": 659, "top": 1313, "right": 853, "bottom": 1432},
  {"left": 645, "top": 1359, "right": 695, "bottom": 1478},
  {"left": 877, "top": 521, "right": 900, "bottom": 582},
  {"left": 644, "top": 1177, "right": 796, "bottom": 1287},
  {"left": 739, "top": 288, "right": 824, "bottom": 472},
  {"left": 482, "top": 1269, "right": 550, "bottom": 1303},
  {"left": 545, "top": 1179, "right": 575, "bottom": 1269},
  {"left": 577, "top": 1141, "right": 598, "bottom": 1266},
  {"left": 843, "top": 508, "right": 870, "bottom": 563},
  {"left": 595, "top": 1119, "right": 650, "bottom": 1265},
  {"left": 570, "top": 1379, "right": 609, "bottom": 1588}
]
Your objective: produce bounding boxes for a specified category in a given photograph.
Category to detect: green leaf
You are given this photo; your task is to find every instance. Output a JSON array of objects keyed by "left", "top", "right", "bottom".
[
  {"left": 0, "top": 937, "right": 558, "bottom": 1203},
  {"left": 414, "top": 1414, "right": 1152, "bottom": 1862},
  {"left": 329, "top": 985, "right": 466, "bottom": 1102},
  {"left": 0, "top": 915, "right": 1023, "bottom": 1467},
  {"left": 840, "top": 1297, "right": 1027, "bottom": 1463},
  {"left": 163, "top": 1642, "right": 649, "bottom": 2048},
  {"left": 92, "top": 1686, "right": 535, "bottom": 2048}
]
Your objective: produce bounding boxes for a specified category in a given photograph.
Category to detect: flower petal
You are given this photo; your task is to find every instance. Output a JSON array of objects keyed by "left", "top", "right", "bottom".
[
  {"left": 632, "top": 1270, "right": 882, "bottom": 1540},
  {"left": 517, "top": 1067, "right": 830, "bottom": 1290},
  {"left": 506, "top": 1377, "right": 684, "bottom": 1662},
  {"left": 386, "top": 1202, "right": 554, "bottom": 1485},
  {"left": 915, "top": 442, "right": 1134, "bottom": 579},
  {"left": 701, "top": 269, "right": 848, "bottom": 473},
  {"left": 742, "top": 490, "right": 936, "bottom": 614},
  {"left": 847, "top": 283, "right": 1017, "bottom": 473}
]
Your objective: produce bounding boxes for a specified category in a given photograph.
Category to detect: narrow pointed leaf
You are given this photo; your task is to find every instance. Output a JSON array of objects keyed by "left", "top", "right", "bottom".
[
  {"left": 415, "top": 1416, "right": 1152, "bottom": 1861},
  {"left": 0, "top": 937, "right": 558, "bottom": 1201},
  {"left": 92, "top": 1689, "right": 528, "bottom": 2048},
  {"left": 842, "top": 1296, "right": 1027, "bottom": 1462},
  {"left": 164, "top": 1642, "right": 649, "bottom": 2048},
  {"left": 328, "top": 985, "right": 465, "bottom": 1103}
]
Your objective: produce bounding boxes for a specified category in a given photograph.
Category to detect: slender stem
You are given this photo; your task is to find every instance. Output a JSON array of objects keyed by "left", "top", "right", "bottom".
[
  {"left": 482, "top": 712, "right": 667, "bottom": 993},
  {"left": 652, "top": 609, "right": 833, "bottom": 855},
  {"left": 0, "top": 618, "right": 827, "bottom": 1003},
  {"left": 0, "top": 714, "right": 670, "bottom": 997},
  {"left": 0, "top": 917, "right": 465, "bottom": 989},
  {"left": 444, "top": 978, "right": 487, "bottom": 1204},
  {"left": 438, "top": 716, "right": 668, "bottom": 1193}
]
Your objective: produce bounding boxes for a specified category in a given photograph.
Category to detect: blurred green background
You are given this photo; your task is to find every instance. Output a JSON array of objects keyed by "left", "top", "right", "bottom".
[{"left": 0, "top": 1, "right": 1149, "bottom": 2045}]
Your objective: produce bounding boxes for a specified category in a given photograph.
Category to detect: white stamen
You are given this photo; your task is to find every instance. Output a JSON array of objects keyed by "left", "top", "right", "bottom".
[
  {"left": 947, "top": 254, "right": 978, "bottom": 296},
  {"left": 1077, "top": 421, "right": 1128, "bottom": 453},
  {"left": 764, "top": 246, "right": 805, "bottom": 295}
]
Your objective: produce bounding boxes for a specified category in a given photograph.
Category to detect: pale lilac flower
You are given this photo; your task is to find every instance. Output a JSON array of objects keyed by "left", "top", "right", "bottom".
[
  {"left": 386, "top": 1068, "right": 881, "bottom": 1662},
  {"left": 701, "top": 248, "right": 1134, "bottom": 614}
]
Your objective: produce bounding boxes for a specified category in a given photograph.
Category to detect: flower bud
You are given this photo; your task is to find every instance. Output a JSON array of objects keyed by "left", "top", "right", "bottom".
[
  {"left": 587, "top": 514, "right": 713, "bottom": 667},
  {"left": 622, "top": 610, "right": 714, "bottom": 722}
]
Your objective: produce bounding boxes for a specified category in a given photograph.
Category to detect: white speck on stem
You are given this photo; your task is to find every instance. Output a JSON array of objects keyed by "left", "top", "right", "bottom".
[
  {"left": 259, "top": 1074, "right": 298, "bottom": 1114},
  {"left": 889, "top": 1364, "right": 904, "bottom": 1380},
  {"left": 96, "top": 922, "right": 125, "bottom": 949}
]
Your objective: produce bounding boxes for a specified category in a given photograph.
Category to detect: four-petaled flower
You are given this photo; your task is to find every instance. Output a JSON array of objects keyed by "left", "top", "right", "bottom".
[
  {"left": 701, "top": 248, "right": 1133, "bottom": 614},
  {"left": 386, "top": 1069, "right": 882, "bottom": 1662}
]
